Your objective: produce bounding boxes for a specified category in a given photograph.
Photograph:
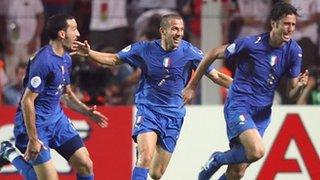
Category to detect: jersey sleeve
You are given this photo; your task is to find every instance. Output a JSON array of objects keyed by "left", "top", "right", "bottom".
[
  {"left": 117, "top": 41, "right": 146, "bottom": 68},
  {"left": 27, "top": 55, "right": 50, "bottom": 93},
  {"left": 189, "top": 45, "right": 214, "bottom": 73},
  {"left": 224, "top": 37, "right": 248, "bottom": 61},
  {"left": 286, "top": 43, "right": 302, "bottom": 78}
]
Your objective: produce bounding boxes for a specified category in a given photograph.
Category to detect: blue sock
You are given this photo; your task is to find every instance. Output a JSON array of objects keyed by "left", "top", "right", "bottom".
[
  {"left": 132, "top": 167, "right": 149, "bottom": 180},
  {"left": 215, "top": 145, "right": 249, "bottom": 165},
  {"left": 218, "top": 173, "right": 227, "bottom": 180},
  {"left": 11, "top": 156, "right": 37, "bottom": 180},
  {"left": 77, "top": 173, "right": 94, "bottom": 180}
]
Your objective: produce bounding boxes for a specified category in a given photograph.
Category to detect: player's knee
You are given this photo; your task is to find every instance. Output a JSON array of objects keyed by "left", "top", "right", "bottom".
[
  {"left": 227, "top": 169, "right": 245, "bottom": 179},
  {"left": 137, "top": 153, "right": 153, "bottom": 167},
  {"left": 74, "top": 157, "right": 93, "bottom": 175},
  {"left": 247, "top": 146, "right": 265, "bottom": 162},
  {"left": 149, "top": 170, "right": 164, "bottom": 180}
]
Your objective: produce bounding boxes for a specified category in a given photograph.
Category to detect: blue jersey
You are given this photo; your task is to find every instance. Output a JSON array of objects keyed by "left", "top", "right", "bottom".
[
  {"left": 16, "top": 45, "right": 72, "bottom": 127},
  {"left": 118, "top": 40, "right": 212, "bottom": 118},
  {"left": 225, "top": 33, "right": 302, "bottom": 106}
]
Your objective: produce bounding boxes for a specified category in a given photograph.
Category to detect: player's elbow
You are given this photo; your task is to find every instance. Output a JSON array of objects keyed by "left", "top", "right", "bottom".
[{"left": 21, "top": 96, "right": 34, "bottom": 111}]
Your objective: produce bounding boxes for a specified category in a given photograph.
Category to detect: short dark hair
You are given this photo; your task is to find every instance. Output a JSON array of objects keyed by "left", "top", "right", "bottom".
[
  {"left": 270, "top": 2, "right": 299, "bottom": 22},
  {"left": 160, "top": 14, "right": 183, "bottom": 29},
  {"left": 46, "top": 14, "right": 74, "bottom": 40}
]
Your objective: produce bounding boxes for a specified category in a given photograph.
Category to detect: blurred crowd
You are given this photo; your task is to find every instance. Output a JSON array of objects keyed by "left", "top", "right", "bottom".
[{"left": 0, "top": 0, "right": 320, "bottom": 106}]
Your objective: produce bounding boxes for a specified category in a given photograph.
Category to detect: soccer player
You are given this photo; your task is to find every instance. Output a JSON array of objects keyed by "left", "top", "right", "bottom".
[
  {"left": 182, "top": 2, "right": 309, "bottom": 180},
  {"left": 74, "top": 14, "right": 232, "bottom": 180},
  {"left": 0, "top": 14, "right": 108, "bottom": 180}
]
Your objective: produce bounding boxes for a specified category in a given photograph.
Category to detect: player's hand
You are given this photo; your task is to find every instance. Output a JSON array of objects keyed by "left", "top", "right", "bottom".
[
  {"left": 71, "top": 40, "right": 91, "bottom": 57},
  {"left": 297, "top": 70, "right": 309, "bottom": 87},
  {"left": 24, "top": 139, "right": 45, "bottom": 161},
  {"left": 88, "top": 105, "right": 108, "bottom": 128},
  {"left": 181, "top": 86, "right": 196, "bottom": 107},
  {"left": 306, "top": 76, "right": 316, "bottom": 89}
]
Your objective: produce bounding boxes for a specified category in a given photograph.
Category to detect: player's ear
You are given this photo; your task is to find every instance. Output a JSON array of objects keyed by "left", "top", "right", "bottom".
[
  {"left": 58, "top": 30, "right": 66, "bottom": 39},
  {"left": 270, "top": 20, "right": 276, "bottom": 29},
  {"left": 159, "top": 27, "right": 164, "bottom": 35}
]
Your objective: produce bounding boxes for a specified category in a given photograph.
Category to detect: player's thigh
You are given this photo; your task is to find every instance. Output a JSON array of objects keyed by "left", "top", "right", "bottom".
[
  {"left": 226, "top": 163, "right": 250, "bottom": 179},
  {"left": 68, "top": 147, "right": 91, "bottom": 168},
  {"left": 150, "top": 144, "right": 172, "bottom": 175},
  {"left": 136, "top": 131, "right": 158, "bottom": 155},
  {"left": 239, "top": 128, "right": 264, "bottom": 153},
  {"left": 33, "top": 159, "right": 59, "bottom": 180}
]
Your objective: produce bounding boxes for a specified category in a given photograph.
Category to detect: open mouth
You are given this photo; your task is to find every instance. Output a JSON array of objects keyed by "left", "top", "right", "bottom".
[
  {"left": 283, "top": 33, "right": 291, "bottom": 40},
  {"left": 173, "top": 38, "right": 180, "bottom": 44}
]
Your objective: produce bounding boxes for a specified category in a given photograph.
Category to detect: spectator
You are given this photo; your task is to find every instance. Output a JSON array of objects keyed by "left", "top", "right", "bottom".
[
  {"left": 0, "top": 0, "right": 44, "bottom": 82},
  {"left": 85, "top": 46, "right": 140, "bottom": 105},
  {"left": 127, "top": 0, "right": 177, "bottom": 25},
  {"left": 0, "top": 59, "right": 8, "bottom": 104},
  {"left": 89, "top": 0, "right": 129, "bottom": 51},
  {"left": 134, "top": 9, "right": 175, "bottom": 41},
  {"left": 3, "top": 62, "right": 26, "bottom": 106},
  {"left": 236, "top": 0, "right": 271, "bottom": 38},
  {"left": 185, "top": 0, "right": 202, "bottom": 48},
  {"left": 104, "top": 63, "right": 138, "bottom": 105},
  {"left": 72, "top": 0, "right": 91, "bottom": 42}
]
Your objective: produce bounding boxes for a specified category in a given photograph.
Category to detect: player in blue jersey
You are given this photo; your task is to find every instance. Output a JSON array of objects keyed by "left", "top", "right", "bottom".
[
  {"left": 182, "top": 2, "right": 309, "bottom": 180},
  {"left": 74, "top": 14, "right": 233, "bottom": 180},
  {"left": 0, "top": 14, "right": 108, "bottom": 180}
]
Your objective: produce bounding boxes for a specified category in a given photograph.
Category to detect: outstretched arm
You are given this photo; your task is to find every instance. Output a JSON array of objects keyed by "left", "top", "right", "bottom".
[
  {"left": 73, "top": 40, "right": 123, "bottom": 66},
  {"left": 182, "top": 45, "right": 228, "bottom": 105},
  {"left": 288, "top": 70, "right": 309, "bottom": 101},
  {"left": 206, "top": 69, "right": 233, "bottom": 89},
  {"left": 62, "top": 85, "right": 108, "bottom": 128}
]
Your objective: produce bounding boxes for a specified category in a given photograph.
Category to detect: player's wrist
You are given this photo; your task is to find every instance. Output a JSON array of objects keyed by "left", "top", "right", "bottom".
[
  {"left": 86, "top": 49, "right": 92, "bottom": 57},
  {"left": 84, "top": 106, "right": 94, "bottom": 116},
  {"left": 188, "top": 83, "right": 197, "bottom": 90},
  {"left": 29, "top": 136, "right": 39, "bottom": 142}
]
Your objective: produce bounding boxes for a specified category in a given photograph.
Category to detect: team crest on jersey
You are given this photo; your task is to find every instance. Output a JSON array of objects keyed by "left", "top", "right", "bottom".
[
  {"left": 270, "top": 55, "right": 278, "bottom": 66},
  {"left": 31, "top": 76, "right": 41, "bottom": 88},
  {"left": 163, "top": 57, "right": 171, "bottom": 68}
]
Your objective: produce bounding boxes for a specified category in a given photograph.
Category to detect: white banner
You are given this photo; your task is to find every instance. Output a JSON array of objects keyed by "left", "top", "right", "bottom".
[{"left": 162, "top": 105, "right": 320, "bottom": 180}]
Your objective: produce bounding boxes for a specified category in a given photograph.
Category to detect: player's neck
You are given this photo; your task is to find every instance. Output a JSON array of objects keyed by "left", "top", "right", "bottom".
[
  {"left": 161, "top": 39, "right": 175, "bottom": 51},
  {"left": 49, "top": 40, "right": 65, "bottom": 56},
  {"left": 269, "top": 31, "right": 284, "bottom": 48}
]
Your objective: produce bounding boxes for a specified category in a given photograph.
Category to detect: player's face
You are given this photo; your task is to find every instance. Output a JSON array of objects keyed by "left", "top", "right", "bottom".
[
  {"left": 272, "top": 14, "right": 296, "bottom": 43},
  {"left": 62, "top": 19, "right": 80, "bottom": 51},
  {"left": 161, "top": 18, "right": 184, "bottom": 50}
]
